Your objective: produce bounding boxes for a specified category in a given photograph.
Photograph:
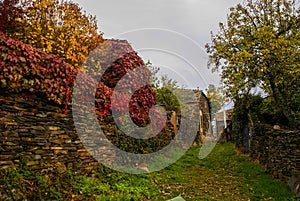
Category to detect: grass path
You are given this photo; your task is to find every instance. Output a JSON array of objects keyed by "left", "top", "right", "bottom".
[{"left": 151, "top": 143, "right": 296, "bottom": 200}]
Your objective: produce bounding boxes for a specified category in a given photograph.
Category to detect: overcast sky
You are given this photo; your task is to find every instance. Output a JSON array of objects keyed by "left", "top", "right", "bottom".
[{"left": 73, "top": 0, "right": 242, "bottom": 90}]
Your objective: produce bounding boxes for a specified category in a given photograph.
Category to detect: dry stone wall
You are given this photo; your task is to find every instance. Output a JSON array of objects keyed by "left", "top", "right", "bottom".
[
  {"left": 250, "top": 124, "right": 300, "bottom": 194},
  {"left": 0, "top": 92, "right": 115, "bottom": 173}
]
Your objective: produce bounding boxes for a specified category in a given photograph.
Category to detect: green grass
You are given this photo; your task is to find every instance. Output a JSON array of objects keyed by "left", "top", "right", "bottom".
[
  {"left": 0, "top": 143, "right": 298, "bottom": 200},
  {"left": 153, "top": 143, "right": 296, "bottom": 201}
]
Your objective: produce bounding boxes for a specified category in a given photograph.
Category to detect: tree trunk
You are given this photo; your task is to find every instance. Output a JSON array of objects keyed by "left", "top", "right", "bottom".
[{"left": 268, "top": 74, "right": 298, "bottom": 128}]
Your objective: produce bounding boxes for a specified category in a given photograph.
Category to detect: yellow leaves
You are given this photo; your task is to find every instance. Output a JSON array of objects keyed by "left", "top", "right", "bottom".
[
  {"left": 238, "top": 50, "right": 253, "bottom": 59},
  {"left": 14, "top": 18, "right": 23, "bottom": 23},
  {"left": 44, "top": 41, "right": 52, "bottom": 53},
  {"left": 206, "top": 0, "right": 300, "bottom": 110},
  {"left": 81, "top": 46, "right": 89, "bottom": 55},
  {"left": 59, "top": 32, "right": 64, "bottom": 39},
  {"left": 9, "top": 0, "right": 103, "bottom": 68}
]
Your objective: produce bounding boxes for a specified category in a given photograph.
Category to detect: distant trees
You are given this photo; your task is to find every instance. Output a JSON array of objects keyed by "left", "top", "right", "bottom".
[
  {"left": 206, "top": 84, "right": 225, "bottom": 114},
  {"left": 146, "top": 61, "right": 182, "bottom": 114},
  {"left": 155, "top": 75, "right": 181, "bottom": 114},
  {"left": 206, "top": 0, "right": 300, "bottom": 128}
]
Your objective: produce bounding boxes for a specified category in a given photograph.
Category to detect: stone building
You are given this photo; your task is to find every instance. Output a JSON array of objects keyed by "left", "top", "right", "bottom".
[{"left": 191, "top": 90, "right": 211, "bottom": 144}]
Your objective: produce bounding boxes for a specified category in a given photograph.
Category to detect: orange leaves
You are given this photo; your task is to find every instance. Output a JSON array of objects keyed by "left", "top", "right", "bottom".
[{"left": 9, "top": 0, "right": 103, "bottom": 69}]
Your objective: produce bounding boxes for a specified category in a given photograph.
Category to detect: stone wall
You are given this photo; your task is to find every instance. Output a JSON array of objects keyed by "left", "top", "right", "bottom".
[
  {"left": 0, "top": 92, "right": 115, "bottom": 173},
  {"left": 250, "top": 124, "right": 300, "bottom": 194}
]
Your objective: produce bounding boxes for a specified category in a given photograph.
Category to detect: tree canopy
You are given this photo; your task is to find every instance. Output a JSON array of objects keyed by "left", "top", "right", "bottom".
[
  {"left": 2, "top": 0, "right": 103, "bottom": 68},
  {"left": 206, "top": 0, "right": 300, "bottom": 128},
  {"left": 206, "top": 84, "right": 225, "bottom": 114},
  {"left": 146, "top": 61, "right": 182, "bottom": 114}
]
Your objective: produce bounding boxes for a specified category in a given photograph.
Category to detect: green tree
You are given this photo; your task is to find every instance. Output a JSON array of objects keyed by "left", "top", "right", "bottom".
[
  {"left": 146, "top": 60, "right": 160, "bottom": 88},
  {"left": 206, "top": 84, "right": 225, "bottom": 114},
  {"left": 9, "top": 0, "right": 103, "bottom": 68},
  {"left": 206, "top": 0, "right": 300, "bottom": 128},
  {"left": 146, "top": 62, "right": 183, "bottom": 114},
  {"left": 156, "top": 75, "right": 181, "bottom": 114}
]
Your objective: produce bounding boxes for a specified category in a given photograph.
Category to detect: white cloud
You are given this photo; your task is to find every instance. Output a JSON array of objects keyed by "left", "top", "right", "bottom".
[{"left": 74, "top": 0, "right": 242, "bottom": 88}]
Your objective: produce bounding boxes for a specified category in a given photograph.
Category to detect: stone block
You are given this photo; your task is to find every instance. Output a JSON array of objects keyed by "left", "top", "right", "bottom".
[
  {"left": 50, "top": 139, "right": 64, "bottom": 145},
  {"left": 0, "top": 160, "right": 14, "bottom": 165},
  {"left": 21, "top": 137, "right": 32, "bottom": 142},
  {"left": 33, "top": 155, "right": 42, "bottom": 160},
  {"left": 0, "top": 154, "right": 14, "bottom": 160},
  {"left": 50, "top": 147, "right": 63, "bottom": 150},
  {"left": 48, "top": 126, "right": 60, "bottom": 131},
  {"left": 50, "top": 130, "right": 66, "bottom": 135},
  {"left": 31, "top": 126, "right": 46, "bottom": 131},
  {"left": 26, "top": 161, "right": 38, "bottom": 166},
  {"left": 54, "top": 150, "right": 68, "bottom": 155},
  {"left": 58, "top": 135, "right": 69, "bottom": 139}
]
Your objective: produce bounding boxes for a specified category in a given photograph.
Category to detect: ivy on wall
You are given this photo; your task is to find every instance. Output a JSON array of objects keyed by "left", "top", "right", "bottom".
[{"left": 0, "top": 32, "right": 160, "bottom": 128}]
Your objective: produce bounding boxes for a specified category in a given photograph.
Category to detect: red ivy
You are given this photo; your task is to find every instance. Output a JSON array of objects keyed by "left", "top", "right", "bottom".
[
  {"left": 0, "top": 33, "right": 158, "bottom": 126},
  {"left": 0, "top": 0, "right": 22, "bottom": 33}
]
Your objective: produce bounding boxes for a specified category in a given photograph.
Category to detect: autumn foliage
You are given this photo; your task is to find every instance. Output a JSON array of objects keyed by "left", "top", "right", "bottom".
[
  {"left": 0, "top": 31, "right": 76, "bottom": 110},
  {"left": 0, "top": 0, "right": 22, "bottom": 33},
  {"left": 206, "top": 0, "right": 300, "bottom": 128},
  {"left": 0, "top": 31, "right": 159, "bottom": 126},
  {"left": 4, "top": 0, "right": 103, "bottom": 68},
  {"left": 0, "top": 0, "right": 165, "bottom": 138}
]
